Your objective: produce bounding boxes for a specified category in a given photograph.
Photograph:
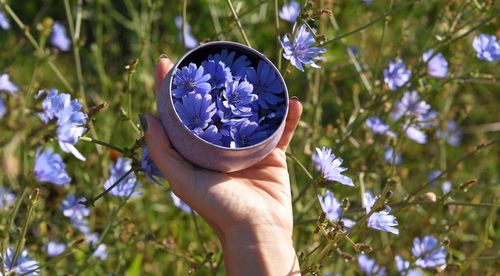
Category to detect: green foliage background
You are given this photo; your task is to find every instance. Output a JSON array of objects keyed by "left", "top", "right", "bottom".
[{"left": 0, "top": 0, "right": 498, "bottom": 274}]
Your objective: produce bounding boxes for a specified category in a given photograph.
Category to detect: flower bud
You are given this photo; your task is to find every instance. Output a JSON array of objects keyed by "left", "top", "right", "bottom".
[
  {"left": 418, "top": 192, "right": 437, "bottom": 202},
  {"left": 341, "top": 198, "right": 350, "bottom": 209}
]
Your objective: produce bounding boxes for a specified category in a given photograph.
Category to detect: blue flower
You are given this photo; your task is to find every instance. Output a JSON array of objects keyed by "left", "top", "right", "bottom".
[
  {"left": 174, "top": 16, "right": 198, "bottom": 49},
  {"left": 172, "top": 63, "right": 212, "bottom": 98},
  {"left": 230, "top": 120, "right": 268, "bottom": 148},
  {"left": 193, "top": 125, "right": 223, "bottom": 146},
  {"left": 1, "top": 247, "right": 40, "bottom": 276},
  {"left": 70, "top": 217, "right": 91, "bottom": 234},
  {"left": 208, "top": 50, "right": 252, "bottom": 79},
  {"left": 391, "top": 91, "right": 436, "bottom": 144},
  {"left": 0, "top": 186, "right": 15, "bottom": 210},
  {"left": 412, "top": 236, "right": 447, "bottom": 268},
  {"left": 103, "top": 158, "right": 141, "bottom": 197},
  {"left": 175, "top": 93, "right": 216, "bottom": 130},
  {"left": 39, "top": 89, "right": 87, "bottom": 161},
  {"left": 472, "top": 34, "right": 500, "bottom": 61},
  {"left": 34, "top": 148, "right": 71, "bottom": 185},
  {"left": 358, "top": 254, "right": 387, "bottom": 276},
  {"left": 279, "top": 0, "right": 301, "bottom": 23},
  {"left": 423, "top": 50, "right": 448, "bottom": 78},
  {"left": 140, "top": 146, "right": 163, "bottom": 185},
  {"left": 441, "top": 181, "right": 452, "bottom": 194},
  {"left": 318, "top": 190, "right": 354, "bottom": 228},
  {"left": 222, "top": 79, "right": 257, "bottom": 117},
  {"left": 364, "top": 192, "right": 399, "bottom": 235},
  {"left": 50, "top": 22, "right": 71, "bottom": 51},
  {"left": 0, "top": 97, "right": 6, "bottom": 120},
  {"left": 281, "top": 24, "right": 327, "bottom": 72},
  {"left": 245, "top": 60, "right": 284, "bottom": 109},
  {"left": 383, "top": 59, "right": 411, "bottom": 90},
  {"left": 318, "top": 190, "right": 341, "bottom": 221},
  {"left": 384, "top": 147, "right": 402, "bottom": 165},
  {"left": 0, "top": 73, "right": 19, "bottom": 94},
  {"left": 85, "top": 233, "right": 108, "bottom": 260},
  {"left": 47, "top": 241, "right": 67, "bottom": 257},
  {"left": 395, "top": 255, "right": 422, "bottom": 276},
  {"left": 61, "top": 195, "right": 90, "bottom": 220},
  {"left": 427, "top": 170, "right": 442, "bottom": 186},
  {"left": 312, "top": 147, "right": 354, "bottom": 187},
  {"left": 366, "top": 116, "right": 390, "bottom": 135},
  {"left": 171, "top": 191, "right": 195, "bottom": 214},
  {"left": 436, "top": 120, "right": 462, "bottom": 146},
  {"left": 0, "top": 11, "right": 10, "bottom": 30},
  {"left": 202, "top": 59, "right": 232, "bottom": 89}
]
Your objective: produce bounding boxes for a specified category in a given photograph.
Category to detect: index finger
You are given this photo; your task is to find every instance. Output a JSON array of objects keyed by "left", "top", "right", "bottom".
[{"left": 155, "top": 56, "right": 174, "bottom": 97}]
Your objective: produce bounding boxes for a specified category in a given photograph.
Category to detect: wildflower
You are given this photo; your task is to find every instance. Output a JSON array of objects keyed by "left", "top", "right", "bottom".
[
  {"left": 427, "top": 170, "right": 442, "bottom": 186},
  {"left": 472, "top": 34, "right": 500, "bottom": 61},
  {"left": 171, "top": 63, "right": 212, "bottom": 98},
  {"left": 70, "top": 217, "right": 91, "bottom": 235},
  {"left": 0, "top": 73, "right": 19, "bottom": 94},
  {"left": 103, "top": 158, "right": 141, "bottom": 197},
  {"left": 0, "top": 98, "right": 6, "bottom": 120},
  {"left": 436, "top": 120, "right": 462, "bottom": 146},
  {"left": 229, "top": 120, "right": 267, "bottom": 148},
  {"left": 281, "top": 24, "right": 327, "bottom": 72},
  {"left": 404, "top": 124, "right": 428, "bottom": 144},
  {"left": 423, "top": 50, "right": 448, "bottom": 78},
  {"left": 47, "top": 241, "right": 67, "bottom": 257},
  {"left": 50, "top": 22, "right": 71, "bottom": 51},
  {"left": 412, "top": 236, "right": 447, "bottom": 268},
  {"left": 202, "top": 59, "right": 232, "bottom": 90},
  {"left": 85, "top": 233, "right": 108, "bottom": 260},
  {"left": 358, "top": 254, "right": 387, "bottom": 276},
  {"left": 39, "top": 89, "right": 87, "bottom": 161},
  {"left": 0, "top": 11, "right": 10, "bottom": 30},
  {"left": 171, "top": 191, "right": 195, "bottom": 214},
  {"left": 193, "top": 125, "right": 223, "bottom": 146},
  {"left": 312, "top": 147, "right": 354, "bottom": 187},
  {"left": 34, "top": 148, "right": 71, "bottom": 185},
  {"left": 61, "top": 195, "right": 90, "bottom": 220},
  {"left": 279, "top": 0, "right": 301, "bottom": 23},
  {"left": 383, "top": 59, "right": 411, "bottom": 90},
  {"left": 1, "top": 247, "right": 40, "bottom": 276},
  {"left": 0, "top": 186, "right": 15, "bottom": 210},
  {"left": 366, "top": 116, "right": 390, "bottom": 135},
  {"left": 140, "top": 146, "right": 163, "bottom": 185},
  {"left": 175, "top": 93, "right": 216, "bottom": 130},
  {"left": 318, "top": 190, "right": 355, "bottom": 228},
  {"left": 384, "top": 147, "right": 402, "bottom": 165},
  {"left": 208, "top": 50, "right": 252, "bottom": 79},
  {"left": 441, "top": 181, "right": 452, "bottom": 194},
  {"left": 364, "top": 192, "right": 399, "bottom": 235},
  {"left": 222, "top": 80, "right": 257, "bottom": 117},
  {"left": 394, "top": 96, "right": 428, "bottom": 125},
  {"left": 174, "top": 16, "right": 198, "bottom": 49},
  {"left": 395, "top": 255, "right": 422, "bottom": 276},
  {"left": 245, "top": 60, "right": 284, "bottom": 109}
]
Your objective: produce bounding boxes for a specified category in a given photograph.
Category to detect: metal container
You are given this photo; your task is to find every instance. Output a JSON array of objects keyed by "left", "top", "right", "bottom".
[{"left": 157, "top": 41, "right": 289, "bottom": 172}]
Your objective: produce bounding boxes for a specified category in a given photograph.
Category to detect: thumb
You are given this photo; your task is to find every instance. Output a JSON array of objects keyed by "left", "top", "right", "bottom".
[{"left": 140, "top": 113, "right": 194, "bottom": 193}]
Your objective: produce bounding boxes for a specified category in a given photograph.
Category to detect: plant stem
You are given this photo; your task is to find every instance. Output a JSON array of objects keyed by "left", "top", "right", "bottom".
[
  {"left": 79, "top": 136, "right": 126, "bottom": 154},
  {"left": 79, "top": 169, "right": 134, "bottom": 207},
  {"left": 225, "top": 0, "right": 252, "bottom": 47}
]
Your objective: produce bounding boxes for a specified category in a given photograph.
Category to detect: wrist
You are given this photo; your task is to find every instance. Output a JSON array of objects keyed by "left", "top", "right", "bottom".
[{"left": 219, "top": 225, "right": 300, "bottom": 276}]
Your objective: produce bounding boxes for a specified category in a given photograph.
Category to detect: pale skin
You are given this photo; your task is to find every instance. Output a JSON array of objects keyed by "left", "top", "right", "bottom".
[{"left": 142, "top": 57, "right": 303, "bottom": 275}]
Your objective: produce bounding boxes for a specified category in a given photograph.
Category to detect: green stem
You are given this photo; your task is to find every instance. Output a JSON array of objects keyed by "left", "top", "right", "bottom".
[
  {"left": 79, "top": 136, "right": 126, "bottom": 154},
  {"left": 181, "top": 0, "right": 188, "bottom": 50},
  {"left": 225, "top": 0, "right": 252, "bottom": 47},
  {"left": 79, "top": 169, "right": 134, "bottom": 207}
]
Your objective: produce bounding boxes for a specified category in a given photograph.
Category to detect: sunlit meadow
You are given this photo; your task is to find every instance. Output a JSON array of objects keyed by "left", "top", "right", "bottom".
[{"left": 0, "top": 0, "right": 499, "bottom": 275}]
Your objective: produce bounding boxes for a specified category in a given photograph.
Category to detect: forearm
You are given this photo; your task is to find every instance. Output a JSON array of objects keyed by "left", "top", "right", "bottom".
[{"left": 220, "top": 226, "right": 301, "bottom": 276}]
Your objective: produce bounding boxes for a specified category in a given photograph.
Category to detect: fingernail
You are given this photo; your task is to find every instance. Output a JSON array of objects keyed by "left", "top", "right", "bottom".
[
  {"left": 157, "top": 54, "right": 169, "bottom": 62},
  {"left": 139, "top": 114, "right": 148, "bottom": 132},
  {"left": 291, "top": 96, "right": 300, "bottom": 101}
]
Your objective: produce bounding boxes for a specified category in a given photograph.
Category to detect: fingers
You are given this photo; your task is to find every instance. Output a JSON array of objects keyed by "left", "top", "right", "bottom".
[
  {"left": 141, "top": 113, "right": 194, "bottom": 190},
  {"left": 155, "top": 56, "right": 174, "bottom": 96},
  {"left": 276, "top": 98, "right": 303, "bottom": 152}
]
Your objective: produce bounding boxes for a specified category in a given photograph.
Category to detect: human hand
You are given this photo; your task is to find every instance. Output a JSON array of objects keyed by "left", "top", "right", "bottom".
[{"left": 142, "top": 56, "right": 303, "bottom": 275}]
